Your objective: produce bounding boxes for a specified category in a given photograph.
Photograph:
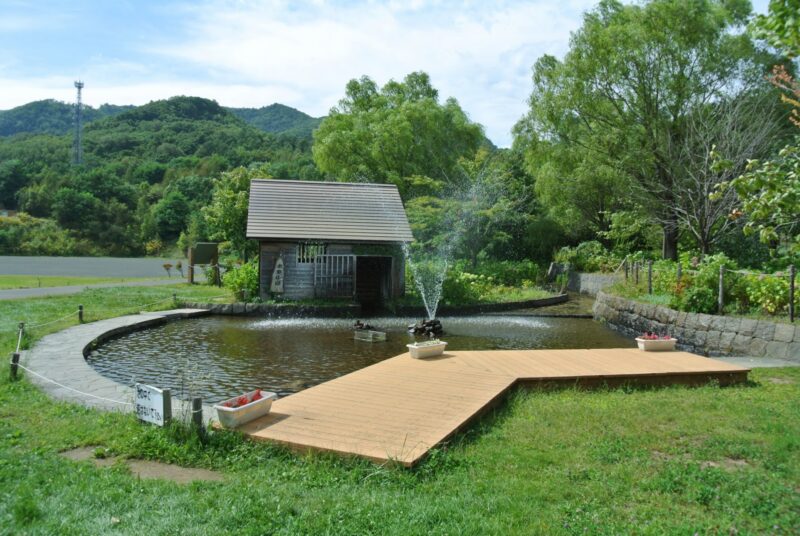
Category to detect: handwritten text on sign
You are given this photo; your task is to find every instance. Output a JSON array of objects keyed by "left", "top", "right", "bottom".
[{"left": 134, "top": 384, "right": 171, "bottom": 426}]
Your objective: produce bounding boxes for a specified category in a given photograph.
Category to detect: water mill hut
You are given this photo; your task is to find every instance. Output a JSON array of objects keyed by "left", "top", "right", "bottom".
[{"left": 246, "top": 179, "right": 414, "bottom": 306}]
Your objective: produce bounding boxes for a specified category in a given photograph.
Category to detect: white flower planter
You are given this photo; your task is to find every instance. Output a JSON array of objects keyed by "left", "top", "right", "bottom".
[
  {"left": 214, "top": 390, "right": 277, "bottom": 428},
  {"left": 635, "top": 338, "right": 677, "bottom": 352},
  {"left": 407, "top": 341, "right": 448, "bottom": 359}
]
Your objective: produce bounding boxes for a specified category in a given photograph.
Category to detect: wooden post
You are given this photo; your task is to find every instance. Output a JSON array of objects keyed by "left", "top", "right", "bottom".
[
  {"left": 78, "top": 304, "right": 84, "bottom": 323},
  {"left": 647, "top": 260, "right": 653, "bottom": 294},
  {"left": 211, "top": 252, "right": 220, "bottom": 287},
  {"left": 188, "top": 248, "right": 194, "bottom": 285},
  {"left": 789, "top": 264, "right": 796, "bottom": 323},
  {"left": 718, "top": 265, "right": 725, "bottom": 315},
  {"left": 191, "top": 397, "right": 203, "bottom": 430},
  {"left": 634, "top": 262, "right": 639, "bottom": 285},
  {"left": 10, "top": 352, "right": 20, "bottom": 380},
  {"left": 676, "top": 262, "right": 682, "bottom": 284},
  {"left": 624, "top": 260, "right": 629, "bottom": 281}
]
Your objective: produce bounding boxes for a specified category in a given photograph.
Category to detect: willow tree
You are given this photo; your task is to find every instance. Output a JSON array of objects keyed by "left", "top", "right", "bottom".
[
  {"left": 516, "top": 0, "right": 776, "bottom": 259},
  {"left": 312, "top": 72, "right": 484, "bottom": 198}
]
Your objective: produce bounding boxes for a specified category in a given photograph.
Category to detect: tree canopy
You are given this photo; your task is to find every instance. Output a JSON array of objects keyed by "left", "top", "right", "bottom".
[
  {"left": 312, "top": 72, "right": 484, "bottom": 197},
  {"left": 515, "top": 0, "right": 785, "bottom": 259}
]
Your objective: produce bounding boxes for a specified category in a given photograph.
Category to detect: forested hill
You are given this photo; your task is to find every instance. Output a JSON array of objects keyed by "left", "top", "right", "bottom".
[
  {"left": 0, "top": 95, "right": 321, "bottom": 256},
  {"left": 0, "top": 100, "right": 133, "bottom": 137},
  {"left": 0, "top": 99, "right": 323, "bottom": 139},
  {"left": 228, "top": 103, "right": 323, "bottom": 139}
]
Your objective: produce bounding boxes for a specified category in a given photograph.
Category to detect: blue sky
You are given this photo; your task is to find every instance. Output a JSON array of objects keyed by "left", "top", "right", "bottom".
[{"left": 0, "top": 0, "right": 770, "bottom": 146}]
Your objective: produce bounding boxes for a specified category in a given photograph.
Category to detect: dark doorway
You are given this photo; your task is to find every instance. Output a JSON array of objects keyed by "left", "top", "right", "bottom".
[{"left": 356, "top": 256, "right": 391, "bottom": 310}]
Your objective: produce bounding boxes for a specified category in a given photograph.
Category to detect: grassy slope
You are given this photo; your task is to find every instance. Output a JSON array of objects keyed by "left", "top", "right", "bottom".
[
  {"left": 0, "top": 275, "right": 173, "bottom": 290},
  {"left": 0, "top": 286, "right": 798, "bottom": 534}
]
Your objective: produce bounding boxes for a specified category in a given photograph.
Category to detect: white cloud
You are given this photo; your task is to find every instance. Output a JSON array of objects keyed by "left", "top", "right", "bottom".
[{"left": 147, "top": 0, "right": 596, "bottom": 146}]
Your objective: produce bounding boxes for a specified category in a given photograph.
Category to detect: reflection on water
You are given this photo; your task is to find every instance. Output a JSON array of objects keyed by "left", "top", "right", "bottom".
[{"left": 87, "top": 315, "right": 634, "bottom": 402}]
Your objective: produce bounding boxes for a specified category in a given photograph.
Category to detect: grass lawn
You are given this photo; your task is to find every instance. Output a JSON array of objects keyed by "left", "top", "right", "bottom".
[
  {"left": 0, "top": 285, "right": 798, "bottom": 533},
  {"left": 0, "top": 275, "right": 177, "bottom": 290}
]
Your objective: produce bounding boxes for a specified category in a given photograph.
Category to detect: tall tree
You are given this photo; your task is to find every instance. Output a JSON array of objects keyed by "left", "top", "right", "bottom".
[
  {"left": 516, "top": 0, "right": 776, "bottom": 259},
  {"left": 312, "top": 72, "right": 484, "bottom": 197}
]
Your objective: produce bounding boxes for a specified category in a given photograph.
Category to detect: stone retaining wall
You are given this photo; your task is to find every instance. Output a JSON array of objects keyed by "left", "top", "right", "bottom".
[
  {"left": 568, "top": 273, "right": 620, "bottom": 296},
  {"left": 593, "top": 291, "right": 800, "bottom": 360}
]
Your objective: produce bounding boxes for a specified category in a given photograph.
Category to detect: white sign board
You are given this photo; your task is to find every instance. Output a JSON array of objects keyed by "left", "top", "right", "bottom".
[{"left": 134, "top": 384, "right": 171, "bottom": 426}]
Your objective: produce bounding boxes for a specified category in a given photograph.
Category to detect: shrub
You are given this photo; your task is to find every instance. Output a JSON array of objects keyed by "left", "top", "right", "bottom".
[
  {"left": 742, "top": 273, "right": 798, "bottom": 315},
  {"left": 461, "top": 260, "right": 542, "bottom": 286},
  {"left": 554, "top": 241, "right": 620, "bottom": 272},
  {"left": 222, "top": 261, "right": 259, "bottom": 301},
  {"left": 0, "top": 213, "right": 97, "bottom": 256},
  {"left": 669, "top": 254, "right": 739, "bottom": 314}
]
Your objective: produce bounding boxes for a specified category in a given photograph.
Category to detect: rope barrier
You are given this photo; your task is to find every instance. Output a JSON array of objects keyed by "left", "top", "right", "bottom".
[
  {"left": 12, "top": 362, "right": 133, "bottom": 406},
  {"left": 26, "top": 310, "right": 79, "bottom": 329}
]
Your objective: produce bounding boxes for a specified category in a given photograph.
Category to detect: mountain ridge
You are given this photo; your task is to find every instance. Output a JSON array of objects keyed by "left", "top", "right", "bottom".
[{"left": 0, "top": 98, "right": 324, "bottom": 139}]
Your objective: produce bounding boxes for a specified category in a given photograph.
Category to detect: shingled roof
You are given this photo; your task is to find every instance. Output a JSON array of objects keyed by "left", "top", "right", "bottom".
[{"left": 246, "top": 179, "right": 414, "bottom": 243}]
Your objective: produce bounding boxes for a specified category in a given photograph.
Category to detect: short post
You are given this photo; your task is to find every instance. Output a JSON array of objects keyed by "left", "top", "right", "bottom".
[
  {"left": 676, "top": 262, "right": 682, "bottom": 284},
  {"left": 188, "top": 248, "right": 195, "bottom": 285},
  {"left": 78, "top": 304, "right": 84, "bottom": 323},
  {"left": 647, "top": 260, "right": 653, "bottom": 294},
  {"left": 718, "top": 265, "right": 725, "bottom": 315},
  {"left": 624, "top": 260, "right": 629, "bottom": 281},
  {"left": 191, "top": 397, "right": 203, "bottom": 430},
  {"left": 789, "top": 264, "right": 796, "bottom": 323},
  {"left": 172, "top": 292, "right": 177, "bottom": 307},
  {"left": 10, "top": 352, "right": 20, "bottom": 380},
  {"left": 634, "top": 262, "right": 639, "bottom": 285}
]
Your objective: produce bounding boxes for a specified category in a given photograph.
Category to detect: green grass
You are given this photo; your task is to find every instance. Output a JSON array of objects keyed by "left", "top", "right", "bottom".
[
  {"left": 0, "top": 275, "right": 173, "bottom": 290},
  {"left": 0, "top": 284, "right": 798, "bottom": 533}
]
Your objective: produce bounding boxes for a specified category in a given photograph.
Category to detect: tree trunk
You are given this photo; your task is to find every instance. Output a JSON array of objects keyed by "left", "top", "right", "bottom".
[{"left": 662, "top": 220, "right": 679, "bottom": 261}]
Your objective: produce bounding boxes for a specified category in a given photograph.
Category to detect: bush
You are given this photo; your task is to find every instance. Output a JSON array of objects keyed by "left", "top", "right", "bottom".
[
  {"left": 222, "top": 261, "right": 259, "bottom": 301},
  {"left": 554, "top": 241, "right": 620, "bottom": 272},
  {"left": 460, "top": 260, "right": 542, "bottom": 287},
  {"left": 0, "top": 213, "right": 97, "bottom": 256},
  {"left": 664, "top": 254, "right": 739, "bottom": 314},
  {"left": 741, "top": 273, "right": 799, "bottom": 315}
]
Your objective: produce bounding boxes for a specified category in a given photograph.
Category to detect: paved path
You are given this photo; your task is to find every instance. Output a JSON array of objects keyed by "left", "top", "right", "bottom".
[
  {"left": 0, "top": 256, "right": 185, "bottom": 277},
  {"left": 0, "top": 277, "right": 184, "bottom": 300},
  {"left": 22, "top": 309, "right": 213, "bottom": 420}
]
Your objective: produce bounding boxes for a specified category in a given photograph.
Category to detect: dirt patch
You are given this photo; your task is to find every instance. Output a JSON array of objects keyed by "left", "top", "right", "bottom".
[
  {"left": 59, "top": 447, "right": 224, "bottom": 483},
  {"left": 700, "top": 458, "right": 749, "bottom": 471},
  {"left": 766, "top": 377, "right": 795, "bottom": 385}
]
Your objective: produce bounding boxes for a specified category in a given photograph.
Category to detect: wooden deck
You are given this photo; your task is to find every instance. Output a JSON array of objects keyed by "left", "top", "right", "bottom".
[{"left": 239, "top": 348, "right": 749, "bottom": 467}]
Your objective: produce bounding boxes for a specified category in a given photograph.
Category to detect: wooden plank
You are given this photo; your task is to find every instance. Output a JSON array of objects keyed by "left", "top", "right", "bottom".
[{"left": 240, "top": 347, "right": 749, "bottom": 466}]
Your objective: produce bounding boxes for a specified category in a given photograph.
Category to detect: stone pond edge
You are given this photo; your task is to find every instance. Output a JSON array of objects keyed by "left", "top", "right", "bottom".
[{"left": 593, "top": 291, "right": 800, "bottom": 361}]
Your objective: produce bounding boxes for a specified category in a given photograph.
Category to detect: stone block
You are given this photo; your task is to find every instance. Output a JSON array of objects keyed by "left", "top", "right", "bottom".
[
  {"left": 654, "top": 306, "right": 668, "bottom": 324},
  {"left": 676, "top": 312, "right": 688, "bottom": 327},
  {"left": 747, "top": 338, "right": 768, "bottom": 357},
  {"left": 724, "top": 317, "right": 742, "bottom": 333},
  {"left": 754, "top": 321, "right": 775, "bottom": 341},
  {"left": 709, "top": 316, "right": 727, "bottom": 332},
  {"left": 794, "top": 325, "right": 800, "bottom": 343},
  {"left": 693, "top": 330, "right": 707, "bottom": 347},
  {"left": 231, "top": 303, "right": 246, "bottom": 314},
  {"left": 739, "top": 318, "right": 758, "bottom": 336},
  {"left": 696, "top": 314, "right": 712, "bottom": 331},
  {"left": 773, "top": 323, "right": 795, "bottom": 343},
  {"left": 732, "top": 334, "right": 751, "bottom": 355},
  {"left": 705, "top": 330, "right": 721, "bottom": 350},
  {"left": 787, "top": 342, "right": 800, "bottom": 361},
  {"left": 665, "top": 308, "right": 677, "bottom": 325},
  {"left": 765, "top": 341, "right": 789, "bottom": 359},
  {"left": 718, "top": 332, "right": 735, "bottom": 353}
]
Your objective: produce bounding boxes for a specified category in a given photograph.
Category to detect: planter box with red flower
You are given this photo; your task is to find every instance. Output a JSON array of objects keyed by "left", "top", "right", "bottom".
[
  {"left": 635, "top": 333, "right": 677, "bottom": 352},
  {"left": 214, "top": 389, "right": 277, "bottom": 428}
]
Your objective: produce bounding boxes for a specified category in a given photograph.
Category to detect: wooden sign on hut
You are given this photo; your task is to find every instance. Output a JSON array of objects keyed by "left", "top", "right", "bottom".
[{"left": 246, "top": 179, "right": 413, "bottom": 307}]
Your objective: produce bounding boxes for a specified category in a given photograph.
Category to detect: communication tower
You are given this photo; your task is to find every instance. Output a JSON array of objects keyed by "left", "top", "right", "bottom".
[{"left": 73, "top": 80, "right": 84, "bottom": 165}]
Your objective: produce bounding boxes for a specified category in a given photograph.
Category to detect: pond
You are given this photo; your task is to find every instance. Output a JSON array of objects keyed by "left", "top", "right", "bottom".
[{"left": 87, "top": 315, "right": 634, "bottom": 403}]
